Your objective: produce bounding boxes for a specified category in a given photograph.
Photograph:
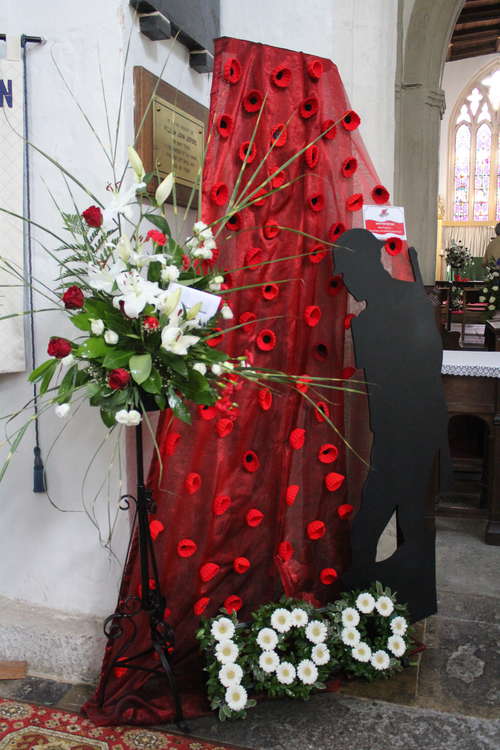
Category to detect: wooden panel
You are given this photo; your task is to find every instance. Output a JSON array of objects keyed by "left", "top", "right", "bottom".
[
  {"left": 0, "top": 661, "right": 27, "bottom": 680},
  {"left": 443, "top": 375, "right": 497, "bottom": 414}
]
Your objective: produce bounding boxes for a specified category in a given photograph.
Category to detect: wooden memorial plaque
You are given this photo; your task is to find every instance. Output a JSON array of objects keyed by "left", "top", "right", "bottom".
[{"left": 133, "top": 67, "right": 208, "bottom": 208}]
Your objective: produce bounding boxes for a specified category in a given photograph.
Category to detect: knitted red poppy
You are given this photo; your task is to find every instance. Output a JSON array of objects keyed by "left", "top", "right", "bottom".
[
  {"left": 341, "top": 157, "right": 358, "bottom": 178},
  {"left": 305, "top": 144, "right": 320, "bottom": 168},
  {"left": 342, "top": 110, "right": 360, "bottom": 131},
  {"left": 296, "top": 376, "right": 311, "bottom": 393},
  {"left": 307, "top": 520, "right": 326, "bottom": 540},
  {"left": 372, "top": 184, "right": 390, "bottom": 204},
  {"left": 262, "top": 283, "right": 279, "bottom": 300},
  {"left": 318, "top": 444, "right": 339, "bottom": 464},
  {"left": 223, "top": 57, "right": 242, "bottom": 84},
  {"left": 308, "top": 193, "right": 325, "bottom": 212},
  {"left": 278, "top": 541, "right": 294, "bottom": 562},
  {"left": 304, "top": 305, "right": 321, "bottom": 327},
  {"left": 258, "top": 388, "right": 273, "bottom": 411},
  {"left": 239, "top": 140, "right": 257, "bottom": 164},
  {"left": 210, "top": 182, "right": 229, "bottom": 206},
  {"left": 286, "top": 485, "right": 299, "bottom": 506},
  {"left": 199, "top": 562, "right": 220, "bottom": 582},
  {"left": 242, "top": 450, "right": 260, "bottom": 472},
  {"left": 242, "top": 89, "right": 263, "bottom": 113},
  {"left": 300, "top": 96, "right": 319, "bottom": 119},
  {"left": 198, "top": 404, "right": 217, "bottom": 420},
  {"left": 224, "top": 595, "right": 242, "bottom": 614},
  {"left": 325, "top": 472, "right": 345, "bottom": 492},
  {"left": 337, "top": 503, "right": 354, "bottom": 519},
  {"left": 246, "top": 508, "right": 264, "bottom": 527},
  {"left": 213, "top": 494, "right": 231, "bottom": 516},
  {"left": 177, "top": 538, "right": 197, "bottom": 558},
  {"left": 321, "top": 119, "right": 336, "bottom": 140},
  {"left": 320, "top": 568, "right": 338, "bottom": 584},
  {"left": 327, "top": 276, "right": 344, "bottom": 297},
  {"left": 314, "top": 401, "right": 330, "bottom": 423},
  {"left": 271, "top": 123, "right": 287, "bottom": 147},
  {"left": 233, "top": 557, "right": 250, "bottom": 574},
  {"left": 328, "top": 222, "right": 346, "bottom": 241},
  {"left": 216, "top": 418, "right": 234, "bottom": 438},
  {"left": 252, "top": 188, "right": 268, "bottom": 206},
  {"left": 269, "top": 167, "right": 287, "bottom": 188},
  {"left": 289, "top": 428, "right": 306, "bottom": 449},
  {"left": 313, "top": 343, "right": 329, "bottom": 362},
  {"left": 385, "top": 237, "right": 403, "bottom": 256},
  {"left": 227, "top": 213, "right": 242, "bottom": 232},
  {"left": 245, "top": 247, "right": 264, "bottom": 267},
  {"left": 217, "top": 113, "right": 233, "bottom": 138},
  {"left": 263, "top": 220, "right": 280, "bottom": 239},
  {"left": 307, "top": 59, "right": 323, "bottom": 80},
  {"left": 346, "top": 193, "right": 363, "bottom": 212},
  {"left": 165, "top": 432, "right": 181, "bottom": 455},
  {"left": 194, "top": 597, "right": 210, "bottom": 615},
  {"left": 344, "top": 313, "right": 355, "bottom": 329},
  {"left": 185, "top": 472, "right": 202, "bottom": 494},
  {"left": 256, "top": 329, "right": 277, "bottom": 351},
  {"left": 239, "top": 311, "right": 257, "bottom": 333},
  {"left": 271, "top": 65, "right": 292, "bottom": 88},
  {"left": 149, "top": 520, "right": 165, "bottom": 541}
]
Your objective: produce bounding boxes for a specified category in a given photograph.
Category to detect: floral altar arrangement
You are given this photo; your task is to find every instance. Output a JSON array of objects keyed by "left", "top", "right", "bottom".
[
  {"left": 445, "top": 239, "right": 471, "bottom": 278},
  {"left": 196, "top": 583, "right": 412, "bottom": 720},
  {"left": 479, "top": 259, "right": 500, "bottom": 318}
]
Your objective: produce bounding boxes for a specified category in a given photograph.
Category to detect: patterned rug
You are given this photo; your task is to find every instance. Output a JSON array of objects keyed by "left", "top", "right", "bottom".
[{"left": 0, "top": 699, "right": 245, "bottom": 750}]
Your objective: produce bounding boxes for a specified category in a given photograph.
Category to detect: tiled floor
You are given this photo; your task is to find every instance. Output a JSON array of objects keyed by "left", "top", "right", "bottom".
[{"left": 0, "top": 518, "right": 499, "bottom": 749}]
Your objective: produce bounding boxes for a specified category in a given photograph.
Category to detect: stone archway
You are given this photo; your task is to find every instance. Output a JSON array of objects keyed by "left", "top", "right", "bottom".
[{"left": 395, "top": 0, "right": 465, "bottom": 283}]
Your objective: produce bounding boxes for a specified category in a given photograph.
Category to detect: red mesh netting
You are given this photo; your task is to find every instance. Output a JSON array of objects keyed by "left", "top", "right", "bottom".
[{"left": 83, "top": 37, "right": 413, "bottom": 726}]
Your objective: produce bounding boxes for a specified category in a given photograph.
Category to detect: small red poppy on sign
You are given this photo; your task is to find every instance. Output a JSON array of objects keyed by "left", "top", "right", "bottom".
[
  {"left": 258, "top": 388, "right": 273, "bottom": 411},
  {"left": 242, "top": 89, "right": 263, "bottom": 113},
  {"left": 385, "top": 237, "right": 403, "bottom": 255},
  {"left": 271, "top": 65, "right": 292, "bottom": 87},
  {"left": 371, "top": 184, "right": 390, "bottom": 204},
  {"left": 308, "top": 193, "right": 325, "bottom": 212},
  {"left": 341, "top": 157, "right": 358, "bottom": 178},
  {"left": 289, "top": 428, "right": 306, "bottom": 449},
  {"left": 346, "top": 193, "right": 363, "bottom": 212},
  {"left": 300, "top": 96, "right": 319, "bottom": 119},
  {"left": 320, "top": 568, "right": 338, "bottom": 584},
  {"left": 239, "top": 311, "right": 257, "bottom": 333},
  {"left": 271, "top": 123, "right": 287, "bottom": 147},
  {"left": 325, "top": 472, "right": 345, "bottom": 492},
  {"left": 233, "top": 557, "right": 250, "bottom": 574},
  {"left": 342, "top": 110, "right": 361, "bottom": 131},
  {"left": 305, "top": 144, "right": 320, "bottom": 168},
  {"left": 327, "top": 275, "right": 344, "bottom": 296},
  {"left": 177, "top": 538, "right": 197, "bottom": 558},
  {"left": 149, "top": 520, "right": 165, "bottom": 541},
  {"left": 262, "top": 283, "right": 280, "bottom": 300},
  {"left": 185, "top": 472, "right": 202, "bottom": 494},
  {"left": 223, "top": 58, "right": 242, "bottom": 84},
  {"left": 304, "top": 305, "right": 322, "bottom": 327},
  {"left": 245, "top": 247, "right": 264, "bottom": 267},
  {"left": 286, "top": 485, "right": 299, "bottom": 506},
  {"left": 318, "top": 444, "right": 339, "bottom": 464},
  {"left": 199, "top": 562, "right": 220, "bottom": 582},
  {"left": 216, "top": 418, "right": 234, "bottom": 438},
  {"left": 217, "top": 113, "right": 233, "bottom": 138},
  {"left": 263, "top": 220, "right": 280, "bottom": 239},
  {"left": 328, "top": 222, "right": 346, "bottom": 241},
  {"left": 246, "top": 508, "right": 264, "bottom": 527},
  {"left": 198, "top": 404, "right": 217, "bottom": 420},
  {"left": 256, "top": 329, "right": 277, "bottom": 351},
  {"left": 278, "top": 541, "right": 294, "bottom": 562},
  {"left": 338, "top": 503, "right": 354, "bottom": 519},
  {"left": 270, "top": 167, "right": 287, "bottom": 189},
  {"left": 313, "top": 343, "right": 329, "bottom": 362},
  {"left": 239, "top": 140, "right": 257, "bottom": 164},
  {"left": 194, "top": 597, "right": 210, "bottom": 615},
  {"left": 307, "top": 59, "right": 324, "bottom": 80},
  {"left": 307, "top": 520, "right": 326, "bottom": 540},
  {"left": 341, "top": 366, "right": 356, "bottom": 379},
  {"left": 344, "top": 313, "right": 355, "bottom": 329},
  {"left": 252, "top": 188, "right": 268, "bottom": 206},
  {"left": 210, "top": 182, "right": 229, "bottom": 206},
  {"left": 227, "top": 212, "right": 242, "bottom": 232},
  {"left": 165, "top": 432, "right": 181, "bottom": 455},
  {"left": 296, "top": 376, "right": 311, "bottom": 393},
  {"left": 321, "top": 119, "right": 337, "bottom": 140},
  {"left": 224, "top": 595, "right": 243, "bottom": 613},
  {"left": 314, "top": 401, "right": 330, "bottom": 422},
  {"left": 242, "top": 450, "right": 260, "bottom": 472},
  {"left": 213, "top": 494, "right": 232, "bottom": 516}
]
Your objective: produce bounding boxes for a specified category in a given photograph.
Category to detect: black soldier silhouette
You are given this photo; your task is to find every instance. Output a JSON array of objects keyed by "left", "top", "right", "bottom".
[{"left": 334, "top": 229, "right": 449, "bottom": 621}]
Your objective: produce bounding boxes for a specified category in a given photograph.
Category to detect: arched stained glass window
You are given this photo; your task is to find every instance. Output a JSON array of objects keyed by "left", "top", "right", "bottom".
[{"left": 449, "top": 63, "right": 500, "bottom": 223}]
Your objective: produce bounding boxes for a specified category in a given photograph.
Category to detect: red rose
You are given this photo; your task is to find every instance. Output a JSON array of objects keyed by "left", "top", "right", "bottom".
[
  {"left": 146, "top": 229, "right": 167, "bottom": 245},
  {"left": 143, "top": 316, "right": 160, "bottom": 331},
  {"left": 82, "top": 205, "right": 103, "bottom": 228},
  {"left": 47, "top": 337, "right": 72, "bottom": 359},
  {"left": 108, "top": 368, "right": 130, "bottom": 390},
  {"left": 62, "top": 285, "right": 84, "bottom": 309}
]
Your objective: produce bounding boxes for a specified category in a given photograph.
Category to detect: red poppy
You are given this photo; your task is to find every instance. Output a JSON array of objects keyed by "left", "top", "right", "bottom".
[
  {"left": 286, "top": 485, "right": 299, "bottom": 506},
  {"left": 82, "top": 205, "right": 103, "bottom": 227},
  {"left": 344, "top": 313, "right": 355, "bottom": 329},
  {"left": 185, "top": 472, "right": 201, "bottom": 494},
  {"left": 245, "top": 247, "right": 264, "bottom": 267},
  {"left": 233, "top": 557, "right": 250, "bottom": 574},
  {"left": 338, "top": 503, "right": 354, "bottom": 519},
  {"left": 47, "top": 337, "right": 72, "bottom": 359},
  {"left": 210, "top": 182, "right": 229, "bottom": 206},
  {"left": 278, "top": 541, "right": 294, "bottom": 562},
  {"left": 308, "top": 241, "right": 327, "bottom": 263},
  {"left": 207, "top": 328, "right": 223, "bottom": 347},
  {"left": 305, "top": 144, "right": 320, "bottom": 168},
  {"left": 307, "top": 59, "right": 323, "bottom": 80},
  {"left": 328, "top": 222, "right": 346, "bottom": 241},
  {"left": 216, "top": 418, "right": 233, "bottom": 438},
  {"left": 256, "top": 329, "right": 277, "bottom": 351},
  {"left": 213, "top": 494, "right": 231, "bottom": 516},
  {"left": 325, "top": 472, "right": 345, "bottom": 491},
  {"left": 223, "top": 58, "right": 241, "bottom": 84},
  {"left": 318, "top": 444, "right": 339, "bottom": 464},
  {"left": 270, "top": 167, "right": 287, "bottom": 189},
  {"left": 252, "top": 188, "right": 268, "bottom": 206},
  {"left": 263, "top": 220, "right": 280, "bottom": 239},
  {"left": 198, "top": 404, "right": 217, "bottom": 420},
  {"left": 62, "top": 285, "right": 84, "bottom": 309},
  {"left": 346, "top": 193, "right": 363, "bottom": 212},
  {"left": 342, "top": 366, "right": 356, "bottom": 379},
  {"left": 313, "top": 343, "right": 329, "bottom": 362},
  {"left": 372, "top": 184, "right": 390, "bottom": 204},
  {"left": 224, "top": 595, "right": 242, "bottom": 614},
  {"left": 177, "top": 538, "right": 197, "bottom": 558},
  {"left": 242, "top": 450, "right": 260, "bottom": 472},
  {"left": 314, "top": 401, "right": 330, "bottom": 423},
  {"left": 296, "top": 376, "right": 311, "bottom": 393},
  {"left": 321, "top": 119, "right": 337, "bottom": 140},
  {"left": 258, "top": 388, "right": 273, "bottom": 411},
  {"left": 300, "top": 96, "right": 319, "bottom": 119},
  {"left": 217, "top": 113, "right": 233, "bottom": 138},
  {"left": 262, "top": 283, "right": 279, "bottom": 300},
  {"left": 341, "top": 157, "right": 358, "bottom": 178},
  {"left": 271, "top": 123, "right": 287, "bottom": 147},
  {"left": 304, "top": 305, "right": 321, "bottom": 327},
  {"left": 194, "top": 597, "right": 210, "bottom": 615},
  {"left": 308, "top": 193, "right": 325, "bottom": 212},
  {"left": 385, "top": 237, "right": 403, "bottom": 256},
  {"left": 242, "top": 89, "right": 263, "bottom": 113},
  {"left": 271, "top": 65, "right": 292, "bottom": 87},
  {"left": 342, "top": 110, "right": 361, "bottom": 131},
  {"left": 227, "top": 213, "right": 242, "bottom": 232},
  {"left": 320, "top": 568, "right": 338, "bottom": 584},
  {"left": 307, "top": 520, "right": 326, "bottom": 540},
  {"left": 165, "top": 431, "right": 181, "bottom": 455},
  {"left": 239, "top": 311, "right": 257, "bottom": 333},
  {"left": 239, "top": 140, "right": 257, "bottom": 164},
  {"left": 289, "top": 428, "right": 306, "bottom": 449},
  {"left": 199, "top": 562, "right": 220, "bottom": 582},
  {"left": 327, "top": 275, "right": 344, "bottom": 296},
  {"left": 149, "top": 520, "right": 164, "bottom": 541},
  {"left": 246, "top": 508, "right": 264, "bottom": 527}
]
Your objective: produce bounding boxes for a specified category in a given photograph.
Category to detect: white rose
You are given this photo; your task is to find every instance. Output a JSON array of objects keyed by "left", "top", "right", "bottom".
[
  {"left": 161, "top": 265, "right": 180, "bottom": 283},
  {"left": 54, "top": 403, "right": 70, "bottom": 418},
  {"left": 211, "top": 364, "right": 223, "bottom": 376},
  {"left": 104, "top": 329, "right": 119, "bottom": 345},
  {"left": 221, "top": 304, "right": 234, "bottom": 320},
  {"left": 193, "top": 362, "right": 207, "bottom": 376},
  {"left": 127, "top": 410, "right": 142, "bottom": 426},
  {"left": 90, "top": 318, "right": 105, "bottom": 336},
  {"left": 61, "top": 353, "right": 75, "bottom": 367}
]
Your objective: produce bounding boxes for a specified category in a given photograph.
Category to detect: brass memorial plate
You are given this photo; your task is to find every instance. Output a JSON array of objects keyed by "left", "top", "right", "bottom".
[{"left": 153, "top": 95, "right": 205, "bottom": 191}]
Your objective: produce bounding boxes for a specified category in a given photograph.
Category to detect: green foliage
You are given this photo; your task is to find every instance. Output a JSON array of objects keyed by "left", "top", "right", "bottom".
[{"left": 129, "top": 353, "right": 152, "bottom": 385}]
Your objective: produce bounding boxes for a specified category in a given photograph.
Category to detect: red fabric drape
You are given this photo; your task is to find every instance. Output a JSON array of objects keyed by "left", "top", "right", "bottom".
[{"left": 83, "top": 37, "right": 413, "bottom": 726}]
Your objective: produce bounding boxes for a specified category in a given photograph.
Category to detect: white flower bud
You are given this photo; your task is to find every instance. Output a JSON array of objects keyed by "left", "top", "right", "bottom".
[
  {"left": 61, "top": 353, "right": 75, "bottom": 367},
  {"left": 90, "top": 318, "right": 105, "bottom": 336},
  {"left": 193, "top": 362, "right": 207, "bottom": 375},
  {"left": 211, "top": 364, "right": 223, "bottom": 376},
  {"left": 127, "top": 410, "right": 142, "bottom": 426},
  {"left": 55, "top": 403, "right": 70, "bottom": 418},
  {"left": 127, "top": 145, "right": 145, "bottom": 180},
  {"left": 155, "top": 173, "right": 174, "bottom": 206},
  {"left": 104, "top": 329, "right": 119, "bottom": 345},
  {"left": 221, "top": 304, "right": 233, "bottom": 320},
  {"left": 161, "top": 265, "right": 180, "bottom": 283}
]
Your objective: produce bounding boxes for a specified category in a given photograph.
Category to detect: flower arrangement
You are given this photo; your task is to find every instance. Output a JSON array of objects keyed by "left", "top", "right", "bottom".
[
  {"left": 445, "top": 239, "right": 471, "bottom": 275},
  {"left": 196, "top": 584, "right": 412, "bottom": 720},
  {"left": 479, "top": 259, "right": 500, "bottom": 318}
]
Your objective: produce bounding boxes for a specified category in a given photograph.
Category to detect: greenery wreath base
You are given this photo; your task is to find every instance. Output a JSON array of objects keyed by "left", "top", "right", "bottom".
[{"left": 196, "top": 582, "right": 413, "bottom": 720}]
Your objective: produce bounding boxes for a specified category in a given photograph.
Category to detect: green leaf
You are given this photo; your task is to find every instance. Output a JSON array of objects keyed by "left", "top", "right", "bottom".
[
  {"left": 84, "top": 298, "right": 110, "bottom": 318},
  {"left": 39, "top": 360, "right": 58, "bottom": 395},
  {"left": 70, "top": 311, "right": 91, "bottom": 331},
  {"left": 160, "top": 351, "right": 188, "bottom": 378},
  {"left": 103, "top": 349, "right": 132, "bottom": 369},
  {"left": 86, "top": 382, "right": 102, "bottom": 398},
  {"left": 29, "top": 359, "right": 56, "bottom": 383},
  {"left": 57, "top": 365, "right": 77, "bottom": 403},
  {"left": 100, "top": 409, "right": 116, "bottom": 428},
  {"left": 77, "top": 337, "right": 108, "bottom": 359},
  {"left": 147, "top": 260, "right": 162, "bottom": 283},
  {"left": 141, "top": 367, "right": 162, "bottom": 394},
  {"left": 155, "top": 393, "right": 167, "bottom": 410},
  {"left": 129, "top": 353, "right": 152, "bottom": 385},
  {"left": 145, "top": 212, "right": 171, "bottom": 236}
]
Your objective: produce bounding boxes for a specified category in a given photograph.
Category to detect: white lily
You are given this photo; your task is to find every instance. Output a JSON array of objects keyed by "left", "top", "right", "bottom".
[
  {"left": 113, "top": 270, "right": 160, "bottom": 318},
  {"left": 155, "top": 173, "right": 174, "bottom": 206},
  {"left": 161, "top": 325, "right": 200, "bottom": 356},
  {"left": 102, "top": 182, "right": 137, "bottom": 229},
  {"left": 128, "top": 145, "right": 145, "bottom": 181},
  {"left": 193, "top": 221, "right": 213, "bottom": 241},
  {"left": 157, "top": 286, "right": 181, "bottom": 317},
  {"left": 117, "top": 234, "right": 132, "bottom": 263},
  {"left": 87, "top": 260, "right": 126, "bottom": 294}
]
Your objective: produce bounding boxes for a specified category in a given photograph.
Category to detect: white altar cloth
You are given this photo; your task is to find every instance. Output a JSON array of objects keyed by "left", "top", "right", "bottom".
[{"left": 442, "top": 350, "right": 500, "bottom": 379}]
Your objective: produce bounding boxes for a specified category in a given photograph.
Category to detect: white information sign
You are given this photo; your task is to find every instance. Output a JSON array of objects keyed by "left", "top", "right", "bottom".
[
  {"left": 169, "top": 282, "right": 221, "bottom": 325},
  {"left": 362, "top": 204, "right": 407, "bottom": 241}
]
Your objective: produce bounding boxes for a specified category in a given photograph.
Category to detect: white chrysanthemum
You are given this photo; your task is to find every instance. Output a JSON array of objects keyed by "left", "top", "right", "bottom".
[
  {"left": 356, "top": 592, "right": 375, "bottom": 614},
  {"left": 371, "top": 650, "right": 390, "bottom": 670},
  {"left": 490, "top": 296, "right": 497, "bottom": 303},
  {"left": 259, "top": 650, "right": 280, "bottom": 673},
  {"left": 351, "top": 642, "right": 372, "bottom": 663},
  {"left": 211, "top": 617, "right": 235, "bottom": 642},
  {"left": 488, "top": 304, "right": 496, "bottom": 310},
  {"left": 311, "top": 643, "right": 330, "bottom": 666},
  {"left": 291, "top": 608, "right": 309, "bottom": 627},
  {"left": 493, "top": 285, "right": 499, "bottom": 291},
  {"left": 218, "top": 662, "right": 243, "bottom": 687},
  {"left": 297, "top": 659, "right": 318, "bottom": 685},
  {"left": 390, "top": 616, "right": 408, "bottom": 636},
  {"left": 225, "top": 684, "right": 247, "bottom": 712},
  {"left": 276, "top": 661, "right": 296, "bottom": 685},
  {"left": 271, "top": 608, "right": 293, "bottom": 634},
  {"left": 341, "top": 607, "right": 360, "bottom": 627},
  {"left": 341, "top": 627, "right": 361, "bottom": 647},
  {"left": 375, "top": 596, "right": 394, "bottom": 617},
  {"left": 256, "top": 627, "right": 279, "bottom": 651},
  {"left": 387, "top": 635, "right": 406, "bottom": 658},
  {"left": 305, "top": 620, "right": 327, "bottom": 644},
  {"left": 215, "top": 640, "right": 239, "bottom": 665},
  {"left": 483, "top": 287, "right": 489, "bottom": 293}
]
